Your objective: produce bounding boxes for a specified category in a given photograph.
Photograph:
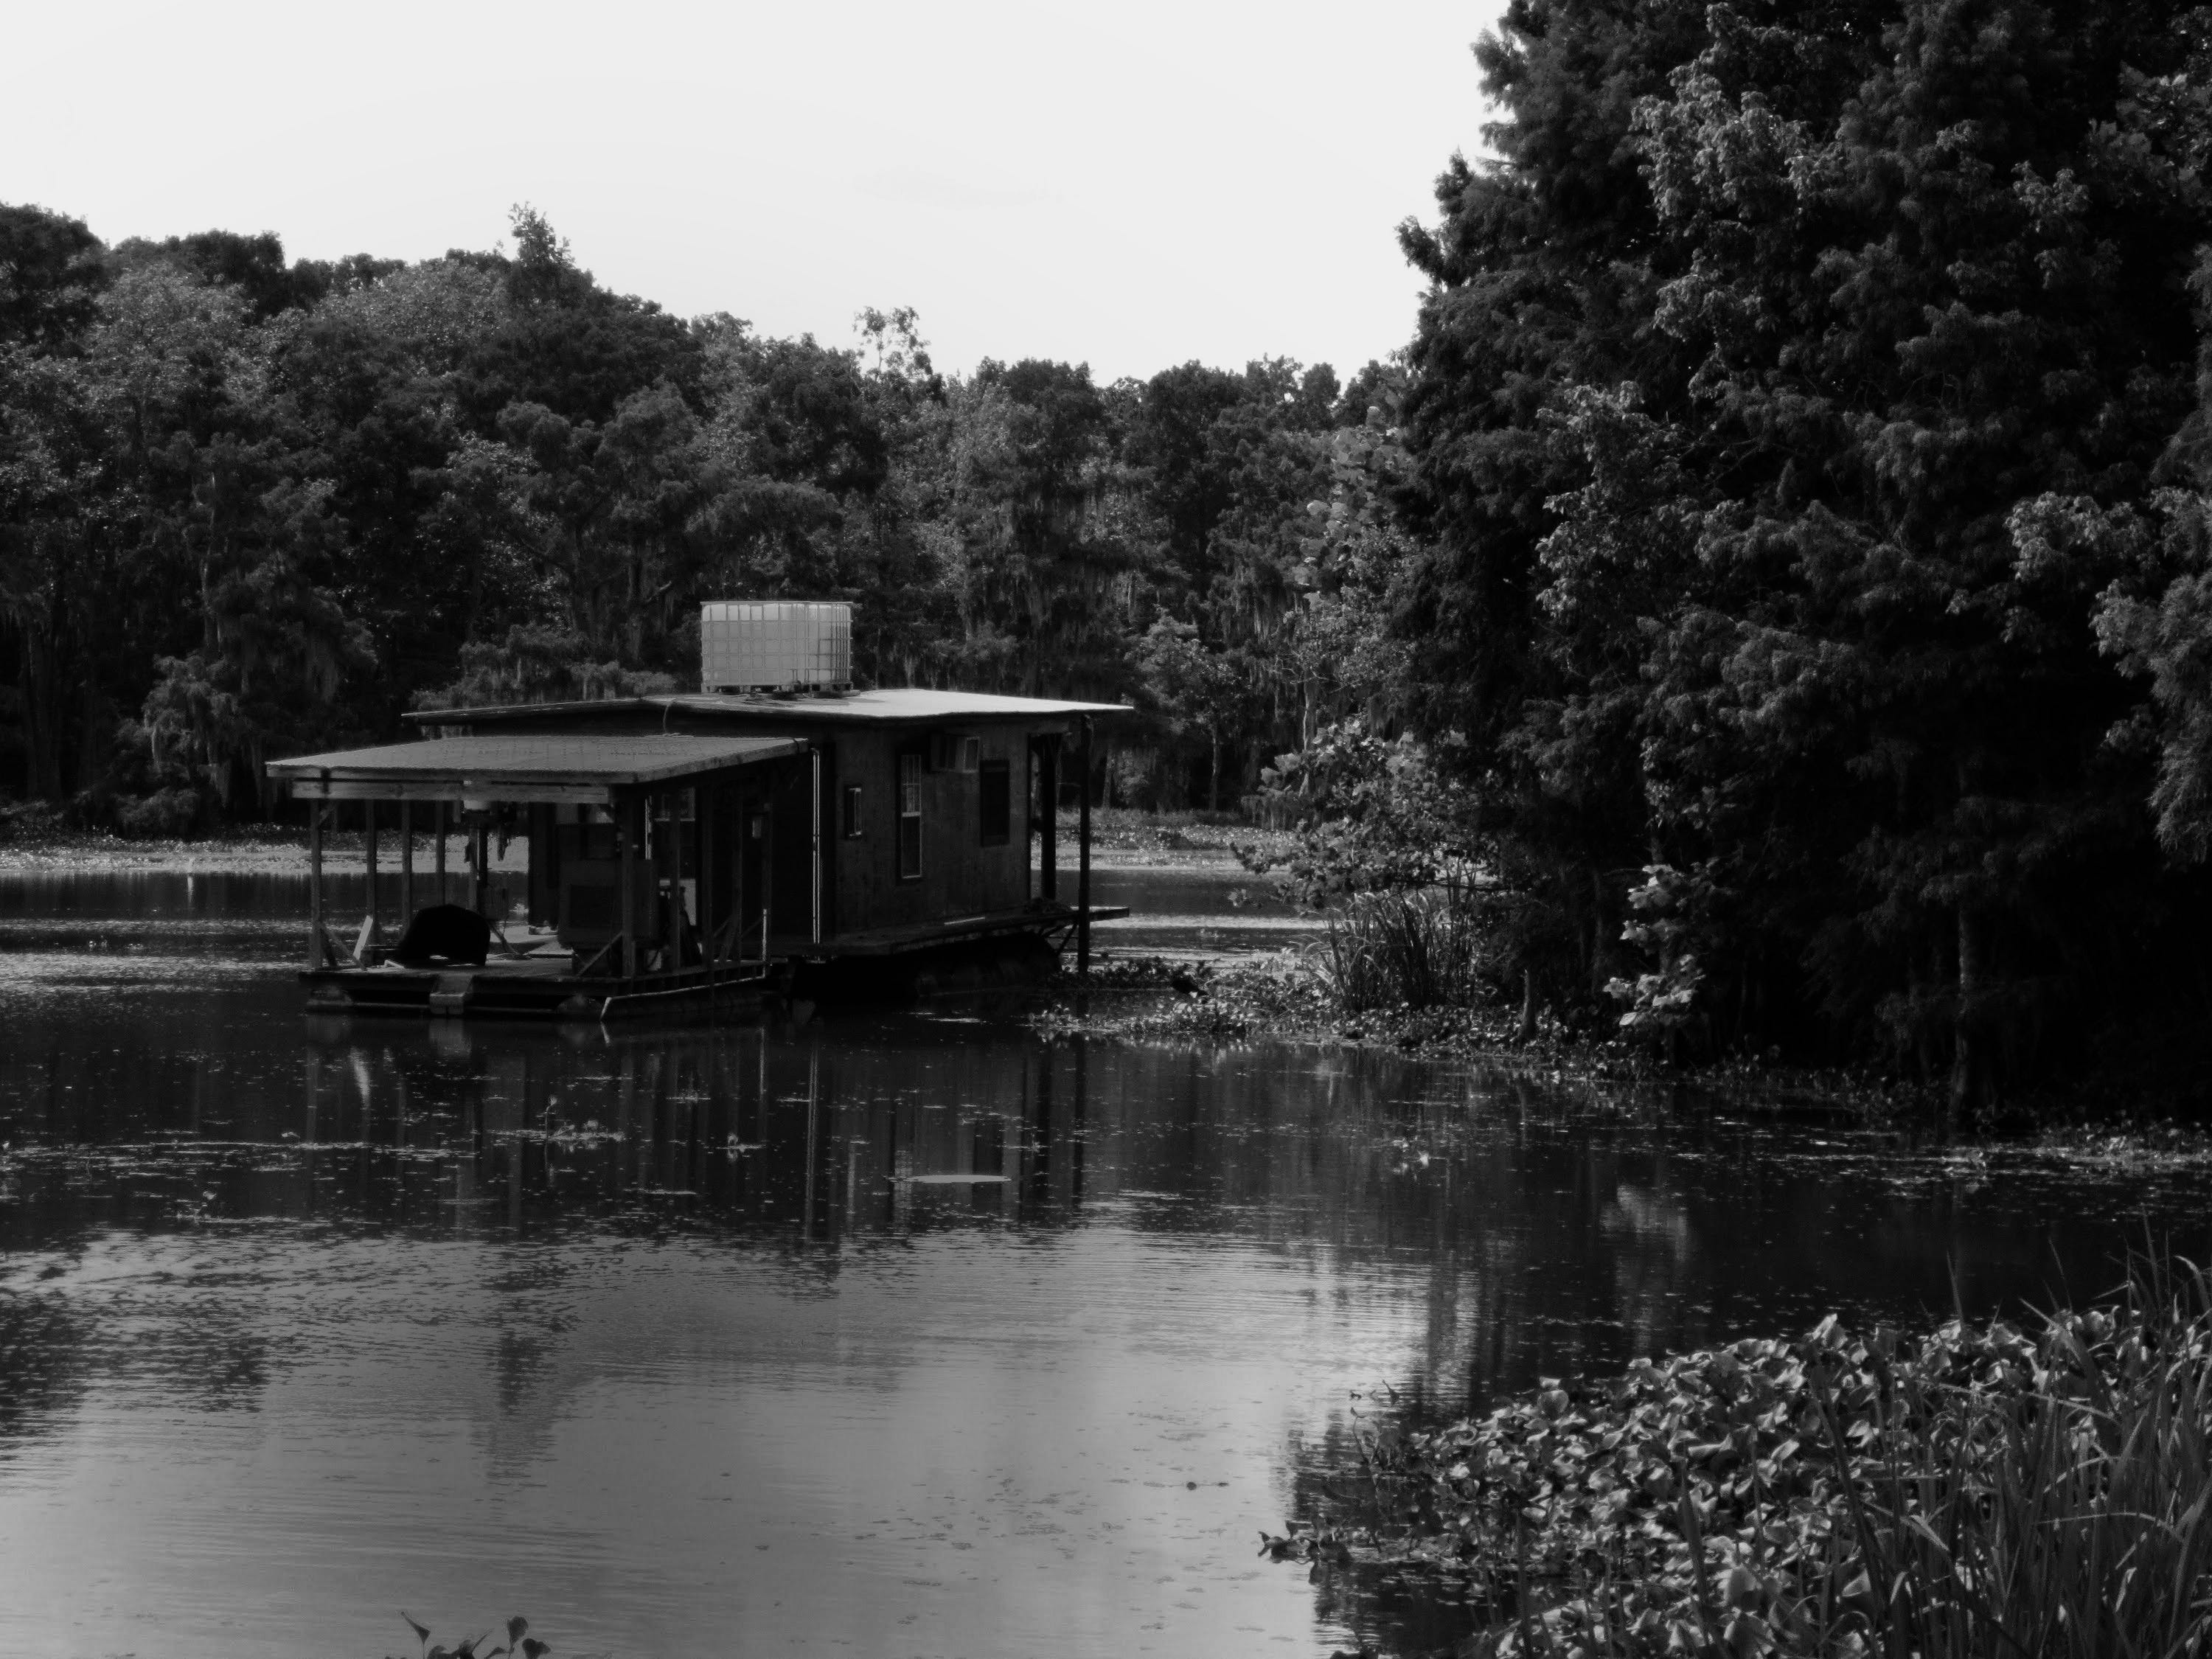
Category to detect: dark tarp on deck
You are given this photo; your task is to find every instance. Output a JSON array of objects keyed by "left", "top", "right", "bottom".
[{"left": 267, "top": 733, "right": 807, "bottom": 804}]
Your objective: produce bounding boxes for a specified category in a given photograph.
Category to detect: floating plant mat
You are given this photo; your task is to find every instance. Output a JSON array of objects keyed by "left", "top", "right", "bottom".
[{"left": 1287, "top": 1262, "right": 2212, "bottom": 1658}]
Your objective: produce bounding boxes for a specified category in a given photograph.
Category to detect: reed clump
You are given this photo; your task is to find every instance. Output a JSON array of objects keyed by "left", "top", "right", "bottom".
[
  {"left": 1366, "top": 1256, "right": 2212, "bottom": 1657},
  {"left": 1322, "top": 888, "right": 1485, "bottom": 1012}
]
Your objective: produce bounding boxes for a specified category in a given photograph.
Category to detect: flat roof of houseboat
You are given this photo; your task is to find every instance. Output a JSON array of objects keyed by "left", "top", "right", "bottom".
[
  {"left": 269, "top": 732, "right": 806, "bottom": 801},
  {"left": 402, "top": 688, "right": 1132, "bottom": 729}
]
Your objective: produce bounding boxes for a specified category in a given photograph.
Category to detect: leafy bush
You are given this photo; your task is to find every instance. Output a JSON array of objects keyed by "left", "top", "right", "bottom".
[
  {"left": 0, "top": 799, "right": 68, "bottom": 843},
  {"left": 1254, "top": 719, "right": 1483, "bottom": 905},
  {"left": 1363, "top": 1256, "right": 2212, "bottom": 1657},
  {"left": 1604, "top": 864, "right": 1716, "bottom": 1048},
  {"left": 111, "top": 786, "right": 203, "bottom": 839}
]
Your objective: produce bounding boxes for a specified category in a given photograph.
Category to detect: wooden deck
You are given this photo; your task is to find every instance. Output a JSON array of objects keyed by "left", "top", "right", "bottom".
[
  {"left": 769, "top": 902, "right": 1128, "bottom": 959},
  {"left": 296, "top": 904, "right": 1126, "bottom": 1020},
  {"left": 302, "top": 953, "right": 779, "bottom": 1022}
]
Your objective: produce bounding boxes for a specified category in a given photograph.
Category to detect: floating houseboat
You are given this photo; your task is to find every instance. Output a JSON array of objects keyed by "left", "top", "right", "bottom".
[{"left": 265, "top": 602, "right": 1130, "bottom": 1020}]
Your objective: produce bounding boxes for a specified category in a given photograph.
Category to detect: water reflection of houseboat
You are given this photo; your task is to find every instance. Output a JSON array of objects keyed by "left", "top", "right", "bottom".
[{"left": 264, "top": 602, "right": 1128, "bottom": 1020}]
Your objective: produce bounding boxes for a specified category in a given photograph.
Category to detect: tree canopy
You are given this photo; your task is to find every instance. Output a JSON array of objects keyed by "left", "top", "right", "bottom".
[
  {"left": 0, "top": 204, "right": 1371, "bottom": 824},
  {"left": 1385, "top": 0, "right": 2212, "bottom": 1105}
]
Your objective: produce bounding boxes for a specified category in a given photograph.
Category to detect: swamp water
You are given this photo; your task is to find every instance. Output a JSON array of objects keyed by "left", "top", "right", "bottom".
[{"left": 0, "top": 866, "right": 2203, "bottom": 1658}]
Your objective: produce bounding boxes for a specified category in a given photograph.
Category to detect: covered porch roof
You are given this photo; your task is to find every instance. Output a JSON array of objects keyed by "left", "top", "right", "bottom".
[{"left": 267, "top": 733, "right": 807, "bottom": 804}]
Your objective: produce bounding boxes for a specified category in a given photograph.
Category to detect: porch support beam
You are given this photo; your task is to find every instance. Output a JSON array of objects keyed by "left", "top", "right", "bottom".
[
  {"left": 667, "top": 789, "right": 686, "bottom": 971},
  {"left": 1037, "top": 736, "right": 1059, "bottom": 902},
  {"left": 364, "top": 799, "right": 380, "bottom": 941},
  {"left": 1077, "top": 715, "right": 1092, "bottom": 980},
  {"left": 307, "top": 801, "right": 325, "bottom": 970},
  {"left": 810, "top": 750, "right": 824, "bottom": 945},
  {"left": 400, "top": 800, "right": 414, "bottom": 923},
  {"left": 621, "top": 792, "right": 644, "bottom": 980},
  {"left": 470, "top": 817, "right": 490, "bottom": 918}
]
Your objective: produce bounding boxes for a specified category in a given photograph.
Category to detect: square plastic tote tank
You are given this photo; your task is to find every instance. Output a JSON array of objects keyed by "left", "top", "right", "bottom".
[{"left": 701, "top": 602, "right": 852, "bottom": 693}]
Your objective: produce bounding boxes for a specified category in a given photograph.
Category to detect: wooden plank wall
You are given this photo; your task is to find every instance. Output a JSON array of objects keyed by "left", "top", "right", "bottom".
[{"left": 830, "top": 727, "right": 1032, "bottom": 933}]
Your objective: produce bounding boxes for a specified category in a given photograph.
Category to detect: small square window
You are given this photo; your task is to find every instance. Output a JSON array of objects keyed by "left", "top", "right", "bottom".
[{"left": 842, "top": 785, "right": 864, "bottom": 838}]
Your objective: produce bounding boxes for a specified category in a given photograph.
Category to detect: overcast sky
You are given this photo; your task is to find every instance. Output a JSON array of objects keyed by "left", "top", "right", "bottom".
[{"left": 7, "top": 1, "right": 1503, "bottom": 384}]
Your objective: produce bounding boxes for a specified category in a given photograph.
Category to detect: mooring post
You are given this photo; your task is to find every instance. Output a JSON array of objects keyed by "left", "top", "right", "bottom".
[
  {"left": 1077, "top": 714, "right": 1092, "bottom": 981},
  {"left": 802, "top": 1040, "right": 820, "bottom": 1240},
  {"left": 307, "top": 799, "right": 325, "bottom": 970},
  {"left": 1071, "top": 1034, "right": 1088, "bottom": 1204},
  {"left": 399, "top": 799, "right": 414, "bottom": 925}
]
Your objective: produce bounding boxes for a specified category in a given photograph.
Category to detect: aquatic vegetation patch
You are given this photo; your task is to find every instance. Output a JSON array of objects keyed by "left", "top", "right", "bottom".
[
  {"left": 391, "top": 1611, "right": 573, "bottom": 1659},
  {"left": 1296, "top": 1257, "right": 2212, "bottom": 1656}
]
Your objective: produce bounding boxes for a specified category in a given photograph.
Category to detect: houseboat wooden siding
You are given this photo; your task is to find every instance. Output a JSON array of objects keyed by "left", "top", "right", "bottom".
[{"left": 829, "top": 723, "right": 1030, "bottom": 933}]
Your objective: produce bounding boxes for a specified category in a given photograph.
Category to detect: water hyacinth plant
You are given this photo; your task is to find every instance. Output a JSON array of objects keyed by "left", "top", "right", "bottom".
[
  {"left": 392, "top": 1612, "right": 550, "bottom": 1659},
  {"left": 1343, "top": 1256, "right": 2212, "bottom": 1657}
]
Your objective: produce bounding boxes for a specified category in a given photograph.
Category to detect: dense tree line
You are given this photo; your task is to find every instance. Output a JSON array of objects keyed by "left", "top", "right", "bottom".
[
  {"left": 1369, "top": 0, "right": 2212, "bottom": 1105},
  {"left": 0, "top": 204, "right": 1383, "bottom": 828}
]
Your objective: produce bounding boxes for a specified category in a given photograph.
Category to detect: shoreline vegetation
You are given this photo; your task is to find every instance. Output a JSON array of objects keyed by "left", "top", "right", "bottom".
[
  {"left": 6, "top": 798, "right": 2202, "bottom": 1140},
  {"left": 1290, "top": 1255, "right": 2212, "bottom": 1659}
]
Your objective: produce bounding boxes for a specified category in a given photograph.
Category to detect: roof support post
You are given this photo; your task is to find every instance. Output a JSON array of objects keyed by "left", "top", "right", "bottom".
[
  {"left": 1077, "top": 714, "right": 1092, "bottom": 981},
  {"left": 620, "top": 793, "right": 643, "bottom": 981},
  {"left": 399, "top": 800, "right": 414, "bottom": 925},
  {"left": 434, "top": 800, "right": 447, "bottom": 897},
  {"left": 307, "top": 799, "right": 325, "bottom": 971},
  {"left": 699, "top": 784, "right": 719, "bottom": 975},
  {"left": 810, "top": 749, "right": 823, "bottom": 946},
  {"left": 470, "top": 818, "right": 490, "bottom": 919},
  {"left": 364, "top": 799, "right": 380, "bottom": 942},
  {"left": 1037, "top": 736, "right": 1059, "bottom": 903},
  {"left": 667, "top": 789, "right": 686, "bottom": 973}
]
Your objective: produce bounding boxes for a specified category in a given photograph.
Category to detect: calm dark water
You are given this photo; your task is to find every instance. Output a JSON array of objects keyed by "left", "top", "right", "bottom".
[{"left": 0, "top": 867, "right": 2199, "bottom": 1658}]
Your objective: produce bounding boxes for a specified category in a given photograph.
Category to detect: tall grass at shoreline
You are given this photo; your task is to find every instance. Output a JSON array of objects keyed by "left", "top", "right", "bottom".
[
  {"left": 1321, "top": 888, "right": 1484, "bottom": 1012},
  {"left": 1349, "top": 1256, "right": 2212, "bottom": 1656}
]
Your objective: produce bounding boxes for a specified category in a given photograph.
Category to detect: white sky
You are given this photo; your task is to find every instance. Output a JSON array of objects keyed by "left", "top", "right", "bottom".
[{"left": 7, "top": 0, "right": 1503, "bottom": 384}]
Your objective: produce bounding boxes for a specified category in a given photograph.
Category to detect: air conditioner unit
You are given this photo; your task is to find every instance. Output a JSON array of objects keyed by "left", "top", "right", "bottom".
[{"left": 930, "top": 733, "right": 981, "bottom": 773}]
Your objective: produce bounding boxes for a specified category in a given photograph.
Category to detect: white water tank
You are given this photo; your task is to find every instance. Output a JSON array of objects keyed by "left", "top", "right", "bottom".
[{"left": 700, "top": 601, "right": 852, "bottom": 693}]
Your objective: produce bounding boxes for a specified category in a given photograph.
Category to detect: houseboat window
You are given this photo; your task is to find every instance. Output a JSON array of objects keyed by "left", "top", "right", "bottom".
[
  {"left": 978, "top": 759, "right": 1010, "bottom": 846},
  {"left": 842, "top": 785, "right": 864, "bottom": 838},
  {"left": 897, "top": 754, "right": 923, "bottom": 879}
]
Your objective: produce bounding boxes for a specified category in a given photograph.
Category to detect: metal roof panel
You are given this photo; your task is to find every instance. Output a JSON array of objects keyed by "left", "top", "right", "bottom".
[{"left": 266, "top": 732, "right": 805, "bottom": 787}]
